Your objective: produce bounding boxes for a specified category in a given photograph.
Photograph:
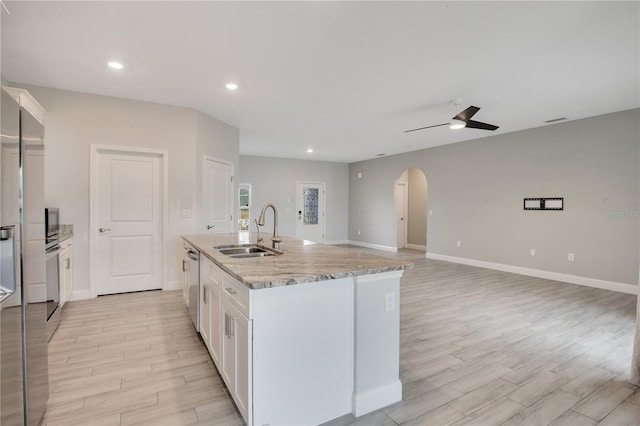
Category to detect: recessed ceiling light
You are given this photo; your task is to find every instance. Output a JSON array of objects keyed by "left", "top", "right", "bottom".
[
  {"left": 226, "top": 83, "right": 238, "bottom": 90},
  {"left": 376, "top": 153, "right": 386, "bottom": 157},
  {"left": 544, "top": 117, "right": 567, "bottom": 123},
  {"left": 306, "top": 148, "right": 314, "bottom": 154},
  {"left": 107, "top": 61, "right": 124, "bottom": 70}
]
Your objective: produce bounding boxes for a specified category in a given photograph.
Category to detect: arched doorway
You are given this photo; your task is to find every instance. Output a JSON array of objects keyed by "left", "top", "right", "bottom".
[{"left": 394, "top": 167, "right": 427, "bottom": 250}]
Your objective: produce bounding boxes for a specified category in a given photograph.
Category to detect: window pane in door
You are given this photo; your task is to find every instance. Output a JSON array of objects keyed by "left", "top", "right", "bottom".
[{"left": 303, "top": 187, "right": 319, "bottom": 225}]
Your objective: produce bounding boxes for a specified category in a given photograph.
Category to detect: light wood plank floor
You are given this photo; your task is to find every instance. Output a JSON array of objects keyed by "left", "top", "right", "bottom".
[{"left": 45, "top": 249, "right": 639, "bottom": 426}]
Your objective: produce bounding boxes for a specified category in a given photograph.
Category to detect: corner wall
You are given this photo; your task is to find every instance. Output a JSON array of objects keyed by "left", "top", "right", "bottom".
[
  {"left": 195, "top": 110, "right": 240, "bottom": 233},
  {"left": 349, "top": 109, "right": 640, "bottom": 287},
  {"left": 239, "top": 155, "right": 349, "bottom": 243},
  {"left": 13, "top": 84, "right": 238, "bottom": 297}
]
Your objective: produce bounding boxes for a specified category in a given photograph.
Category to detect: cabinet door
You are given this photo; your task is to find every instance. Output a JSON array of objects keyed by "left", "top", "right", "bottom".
[
  {"left": 182, "top": 258, "right": 188, "bottom": 305},
  {"left": 59, "top": 247, "right": 71, "bottom": 306},
  {"left": 209, "top": 286, "right": 221, "bottom": 368},
  {"left": 233, "top": 308, "right": 251, "bottom": 421},
  {"left": 221, "top": 298, "right": 251, "bottom": 423},
  {"left": 221, "top": 299, "right": 235, "bottom": 390},
  {"left": 63, "top": 246, "right": 72, "bottom": 304},
  {"left": 199, "top": 283, "right": 211, "bottom": 349}
]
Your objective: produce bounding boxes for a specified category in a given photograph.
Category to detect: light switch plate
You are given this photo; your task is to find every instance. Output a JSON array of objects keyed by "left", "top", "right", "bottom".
[{"left": 181, "top": 209, "right": 192, "bottom": 218}]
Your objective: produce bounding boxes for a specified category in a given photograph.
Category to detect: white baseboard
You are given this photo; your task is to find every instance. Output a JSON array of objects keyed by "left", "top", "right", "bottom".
[
  {"left": 325, "top": 240, "right": 348, "bottom": 245},
  {"left": 347, "top": 240, "right": 398, "bottom": 252},
  {"left": 70, "top": 289, "right": 91, "bottom": 301},
  {"left": 352, "top": 380, "right": 402, "bottom": 417},
  {"left": 406, "top": 244, "right": 427, "bottom": 251},
  {"left": 70, "top": 283, "right": 182, "bottom": 301},
  {"left": 164, "top": 280, "right": 182, "bottom": 291},
  {"left": 426, "top": 252, "right": 639, "bottom": 295}
]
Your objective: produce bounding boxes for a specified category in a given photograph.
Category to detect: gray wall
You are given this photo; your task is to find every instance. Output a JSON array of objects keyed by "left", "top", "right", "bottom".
[
  {"left": 239, "top": 155, "right": 349, "bottom": 243},
  {"left": 407, "top": 167, "right": 427, "bottom": 247},
  {"left": 13, "top": 84, "right": 238, "bottom": 295},
  {"left": 350, "top": 109, "right": 639, "bottom": 285},
  {"left": 195, "top": 110, "right": 240, "bottom": 233}
]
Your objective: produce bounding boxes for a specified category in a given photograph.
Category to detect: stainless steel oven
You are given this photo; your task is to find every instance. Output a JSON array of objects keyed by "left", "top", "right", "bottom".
[
  {"left": 45, "top": 207, "right": 59, "bottom": 239},
  {"left": 45, "top": 243, "right": 61, "bottom": 341}
]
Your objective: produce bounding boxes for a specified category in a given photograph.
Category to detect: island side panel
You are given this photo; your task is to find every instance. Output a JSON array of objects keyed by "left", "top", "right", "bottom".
[
  {"left": 251, "top": 277, "right": 354, "bottom": 426},
  {"left": 352, "top": 270, "right": 403, "bottom": 417}
]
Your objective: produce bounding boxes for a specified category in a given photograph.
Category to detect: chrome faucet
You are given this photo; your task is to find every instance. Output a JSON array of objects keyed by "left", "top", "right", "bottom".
[
  {"left": 258, "top": 203, "right": 281, "bottom": 249},
  {"left": 254, "top": 218, "right": 263, "bottom": 244}
]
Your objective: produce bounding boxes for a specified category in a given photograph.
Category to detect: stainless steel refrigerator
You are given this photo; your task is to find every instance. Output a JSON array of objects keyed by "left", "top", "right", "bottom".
[{"left": 1, "top": 88, "right": 49, "bottom": 425}]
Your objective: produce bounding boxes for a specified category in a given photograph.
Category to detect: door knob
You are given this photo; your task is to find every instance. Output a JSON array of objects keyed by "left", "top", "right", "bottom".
[
  {"left": 99, "top": 227, "right": 111, "bottom": 233},
  {"left": 206, "top": 225, "right": 215, "bottom": 229}
]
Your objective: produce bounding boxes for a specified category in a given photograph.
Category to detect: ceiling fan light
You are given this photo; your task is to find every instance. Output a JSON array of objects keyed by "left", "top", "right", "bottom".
[{"left": 450, "top": 119, "right": 466, "bottom": 130}]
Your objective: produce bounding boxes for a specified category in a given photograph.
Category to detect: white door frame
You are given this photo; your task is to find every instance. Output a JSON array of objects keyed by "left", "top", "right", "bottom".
[
  {"left": 296, "top": 181, "right": 326, "bottom": 243},
  {"left": 202, "top": 155, "right": 234, "bottom": 233},
  {"left": 89, "top": 145, "right": 169, "bottom": 298}
]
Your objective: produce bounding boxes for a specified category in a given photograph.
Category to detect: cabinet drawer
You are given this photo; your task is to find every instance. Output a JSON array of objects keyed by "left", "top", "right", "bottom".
[
  {"left": 221, "top": 273, "right": 249, "bottom": 318},
  {"left": 200, "top": 256, "right": 221, "bottom": 288}
]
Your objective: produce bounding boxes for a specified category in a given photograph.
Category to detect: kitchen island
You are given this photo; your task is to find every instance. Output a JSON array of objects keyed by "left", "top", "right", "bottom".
[{"left": 182, "top": 233, "right": 412, "bottom": 426}]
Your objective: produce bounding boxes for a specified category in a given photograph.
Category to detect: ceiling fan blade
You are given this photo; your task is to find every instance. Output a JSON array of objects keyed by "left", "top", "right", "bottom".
[
  {"left": 465, "top": 120, "right": 499, "bottom": 131},
  {"left": 404, "top": 123, "right": 448, "bottom": 133},
  {"left": 452, "top": 105, "right": 480, "bottom": 122}
]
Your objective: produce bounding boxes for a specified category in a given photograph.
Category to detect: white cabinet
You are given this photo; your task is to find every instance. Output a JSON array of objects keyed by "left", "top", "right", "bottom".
[
  {"left": 182, "top": 243, "right": 190, "bottom": 304},
  {"left": 199, "top": 255, "right": 252, "bottom": 424},
  {"left": 199, "top": 256, "right": 221, "bottom": 368},
  {"left": 221, "top": 289, "right": 251, "bottom": 422},
  {"left": 59, "top": 238, "right": 72, "bottom": 306},
  {"left": 189, "top": 248, "right": 404, "bottom": 426},
  {"left": 2, "top": 86, "right": 46, "bottom": 125}
]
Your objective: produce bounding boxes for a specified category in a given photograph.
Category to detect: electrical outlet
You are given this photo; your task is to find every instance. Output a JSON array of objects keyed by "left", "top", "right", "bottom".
[
  {"left": 457, "top": 241, "right": 461, "bottom": 247},
  {"left": 530, "top": 249, "right": 536, "bottom": 256},
  {"left": 429, "top": 210, "right": 433, "bottom": 216},
  {"left": 357, "top": 230, "right": 361, "bottom": 236},
  {"left": 568, "top": 253, "right": 575, "bottom": 262},
  {"left": 385, "top": 293, "right": 395, "bottom": 312},
  {"left": 181, "top": 209, "right": 192, "bottom": 218}
]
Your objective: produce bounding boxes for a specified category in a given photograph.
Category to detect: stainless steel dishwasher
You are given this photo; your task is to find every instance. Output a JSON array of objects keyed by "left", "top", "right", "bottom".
[{"left": 184, "top": 242, "right": 200, "bottom": 331}]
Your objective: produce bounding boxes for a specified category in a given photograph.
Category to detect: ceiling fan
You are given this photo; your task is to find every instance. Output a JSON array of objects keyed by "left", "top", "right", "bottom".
[{"left": 404, "top": 102, "right": 499, "bottom": 133}]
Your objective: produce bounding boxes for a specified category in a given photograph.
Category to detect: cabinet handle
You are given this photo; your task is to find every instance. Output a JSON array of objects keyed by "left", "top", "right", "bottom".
[
  {"left": 224, "top": 287, "right": 237, "bottom": 295},
  {"left": 230, "top": 316, "right": 234, "bottom": 337},
  {"left": 182, "top": 260, "right": 188, "bottom": 272},
  {"left": 65, "top": 258, "right": 71, "bottom": 269},
  {"left": 224, "top": 313, "right": 229, "bottom": 338},
  {"left": 202, "top": 287, "right": 207, "bottom": 304}
]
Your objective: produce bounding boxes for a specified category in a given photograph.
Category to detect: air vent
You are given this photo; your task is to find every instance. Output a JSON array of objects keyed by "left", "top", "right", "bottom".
[
  {"left": 544, "top": 117, "right": 567, "bottom": 124},
  {"left": 376, "top": 153, "right": 386, "bottom": 157}
]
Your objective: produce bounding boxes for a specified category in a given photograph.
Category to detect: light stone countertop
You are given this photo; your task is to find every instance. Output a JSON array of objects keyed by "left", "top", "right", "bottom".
[{"left": 182, "top": 233, "right": 413, "bottom": 290}]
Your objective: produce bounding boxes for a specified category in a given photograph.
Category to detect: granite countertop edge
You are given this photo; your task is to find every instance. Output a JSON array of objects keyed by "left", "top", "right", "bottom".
[{"left": 182, "top": 233, "right": 413, "bottom": 291}]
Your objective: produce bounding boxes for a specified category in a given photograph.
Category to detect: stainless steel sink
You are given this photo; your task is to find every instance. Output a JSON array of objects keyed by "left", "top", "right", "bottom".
[{"left": 217, "top": 244, "right": 281, "bottom": 258}]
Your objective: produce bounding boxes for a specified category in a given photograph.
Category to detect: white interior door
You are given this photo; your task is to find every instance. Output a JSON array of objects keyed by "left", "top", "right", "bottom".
[
  {"left": 296, "top": 182, "right": 325, "bottom": 243},
  {"left": 204, "top": 157, "right": 233, "bottom": 233},
  {"left": 94, "top": 150, "right": 163, "bottom": 295},
  {"left": 395, "top": 182, "right": 407, "bottom": 249}
]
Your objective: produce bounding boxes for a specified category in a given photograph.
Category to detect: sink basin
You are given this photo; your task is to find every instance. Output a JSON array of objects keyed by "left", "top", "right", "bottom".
[{"left": 217, "top": 244, "right": 281, "bottom": 258}]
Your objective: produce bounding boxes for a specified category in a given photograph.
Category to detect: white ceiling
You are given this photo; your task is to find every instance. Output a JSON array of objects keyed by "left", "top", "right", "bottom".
[{"left": 1, "top": 1, "right": 638, "bottom": 163}]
